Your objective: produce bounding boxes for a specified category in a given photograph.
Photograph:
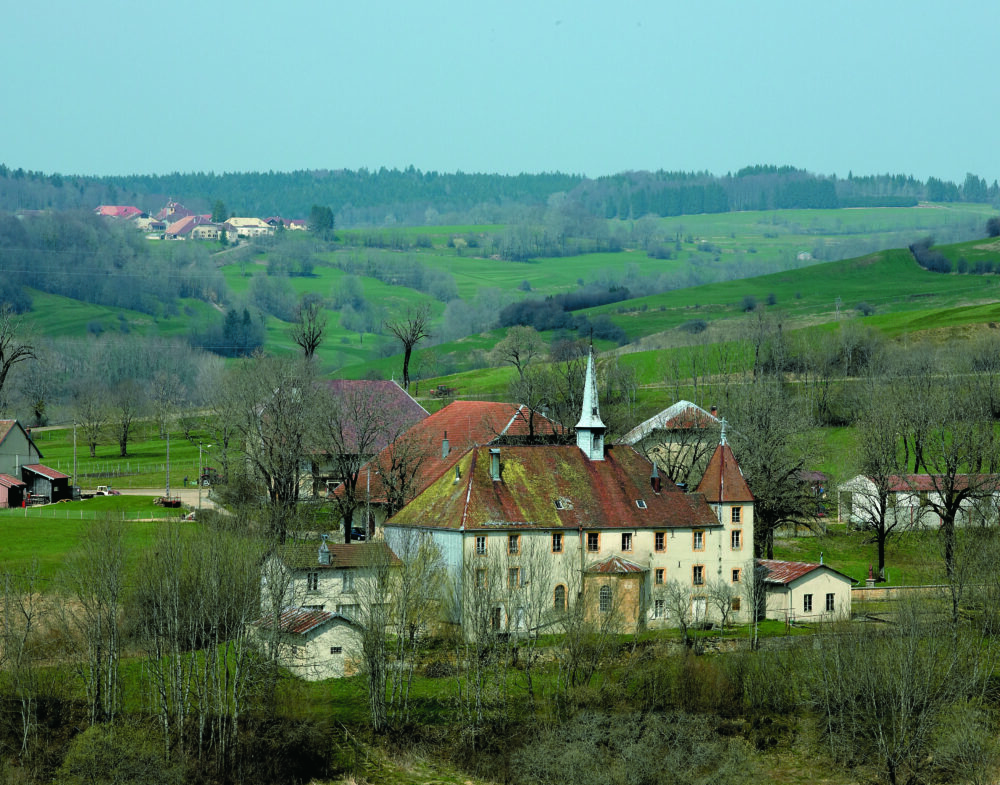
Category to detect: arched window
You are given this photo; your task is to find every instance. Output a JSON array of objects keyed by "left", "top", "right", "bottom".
[
  {"left": 599, "top": 585, "right": 612, "bottom": 613},
  {"left": 554, "top": 584, "right": 566, "bottom": 612}
]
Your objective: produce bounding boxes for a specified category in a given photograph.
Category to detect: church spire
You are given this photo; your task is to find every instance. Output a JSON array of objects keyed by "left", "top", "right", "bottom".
[{"left": 576, "top": 345, "right": 606, "bottom": 460}]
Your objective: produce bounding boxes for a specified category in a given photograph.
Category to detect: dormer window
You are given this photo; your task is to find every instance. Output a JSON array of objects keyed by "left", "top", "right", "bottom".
[
  {"left": 635, "top": 500, "right": 647, "bottom": 509},
  {"left": 554, "top": 499, "right": 564, "bottom": 510}
]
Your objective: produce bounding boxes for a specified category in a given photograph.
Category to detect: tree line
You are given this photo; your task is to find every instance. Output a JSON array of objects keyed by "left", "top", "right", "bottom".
[{"left": 2, "top": 162, "right": 997, "bottom": 228}]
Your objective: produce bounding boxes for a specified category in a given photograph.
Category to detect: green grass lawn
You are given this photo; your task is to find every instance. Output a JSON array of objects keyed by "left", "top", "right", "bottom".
[
  {"left": 0, "top": 496, "right": 188, "bottom": 580},
  {"left": 772, "top": 523, "right": 945, "bottom": 586}
]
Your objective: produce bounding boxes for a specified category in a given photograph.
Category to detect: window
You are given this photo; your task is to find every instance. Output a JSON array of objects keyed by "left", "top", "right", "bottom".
[
  {"left": 552, "top": 532, "right": 563, "bottom": 553},
  {"left": 475, "top": 568, "right": 487, "bottom": 588},
  {"left": 803, "top": 594, "right": 813, "bottom": 613},
  {"left": 508, "top": 534, "right": 520, "bottom": 554},
  {"left": 343, "top": 572, "right": 355, "bottom": 593},
  {"left": 693, "top": 530, "right": 704, "bottom": 551},
  {"left": 731, "top": 506, "right": 741, "bottom": 524},
  {"left": 599, "top": 585, "right": 612, "bottom": 613},
  {"left": 655, "top": 568, "right": 665, "bottom": 585},
  {"left": 330, "top": 646, "right": 343, "bottom": 654},
  {"left": 304, "top": 604, "right": 325, "bottom": 611},
  {"left": 692, "top": 565, "right": 704, "bottom": 586},
  {"left": 307, "top": 572, "right": 318, "bottom": 591},
  {"left": 587, "top": 532, "right": 600, "bottom": 552},
  {"left": 635, "top": 499, "right": 647, "bottom": 509},
  {"left": 475, "top": 535, "right": 487, "bottom": 555},
  {"left": 731, "top": 530, "right": 742, "bottom": 550},
  {"left": 731, "top": 597, "right": 741, "bottom": 612},
  {"left": 731, "top": 568, "right": 741, "bottom": 583},
  {"left": 655, "top": 531, "right": 665, "bottom": 552},
  {"left": 826, "top": 593, "right": 835, "bottom": 612},
  {"left": 508, "top": 567, "right": 522, "bottom": 589},
  {"left": 554, "top": 584, "right": 566, "bottom": 612},
  {"left": 621, "top": 532, "right": 632, "bottom": 551},
  {"left": 653, "top": 599, "right": 665, "bottom": 619},
  {"left": 337, "top": 603, "right": 358, "bottom": 619}
]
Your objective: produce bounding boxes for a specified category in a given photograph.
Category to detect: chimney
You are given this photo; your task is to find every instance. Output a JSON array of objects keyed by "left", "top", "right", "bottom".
[
  {"left": 318, "top": 533, "right": 330, "bottom": 565},
  {"left": 454, "top": 465, "right": 461, "bottom": 483},
  {"left": 442, "top": 431, "right": 450, "bottom": 459},
  {"left": 489, "top": 448, "right": 501, "bottom": 482},
  {"left": 650, "top": 462, "right": 662, "bottom": 494},
  {"left": 710, "top": 405, "right": 718, "bottom": 418}
]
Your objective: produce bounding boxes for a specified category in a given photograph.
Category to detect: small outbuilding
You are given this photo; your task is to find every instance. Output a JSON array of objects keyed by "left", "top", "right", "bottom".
[
  {"left": 253, "top": 607, "right": 360, "bottom": 681},
  {"left": 758, "top": 559, "right": 853, "bottom": 624},
  {"left": 0, "top": 473, "right": 26, "bottom": 508},
  {"left": 21, "top": 464, "right": 72, "bottom": 503}
]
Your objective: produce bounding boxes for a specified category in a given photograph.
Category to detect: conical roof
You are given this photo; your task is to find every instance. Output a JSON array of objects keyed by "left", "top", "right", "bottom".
[{"left": 696, "top": 441, "right": 754, "bottom": 503}]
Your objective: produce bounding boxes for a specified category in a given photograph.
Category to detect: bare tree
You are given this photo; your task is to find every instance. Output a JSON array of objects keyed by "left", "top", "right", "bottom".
[
  {"left": 852, "top": 376, "right": 908, "bottom": 579},
  {"left": 724, "top": 377, "right": 819, "bottom": 558},
  {"left": 806, "top": 599, "right": 987, "bottom": 785},
  {"left": 658, "top": 579, "right": 694, "bottom": 647},
  {"left": 375, "top": 429, "right": 432, "bottom": 519},
  {"left": 741, "top": 559, "right": 769, "bottom": 651},
  {"left": 221, "top": 355, "right": 318, "bottom": 542},
  {"left": 73, "top": 378, "right": 109, "bottom": 458},
  {"left": 289, "top": 296, "right": 328, "bottom": 359},
  {"left": 384, "top": 305, "right": 431, "bottom": 391},
  {"left": 707, "top": 578, "right": 737, "bottom": 634},
  {"left": 491, "top": 325, "right": 545, "bottom": 380},
  {"left": 59, "top": 515, "right": 128, "bottom": 726},
  {"left": 902, "top": 373, "right": 999, "bottom": 580},
  {"left": 0, "top": 304, "right": 35, "bottom": 405},
  {"left": 319, "top": 383, "right": 392, "bottom": 543},
  {"left": 150, "top": 369, "right": 184, "bottom": 439},
  {"left": 110, "top": 378, "right": 146, "bottom": 457}
]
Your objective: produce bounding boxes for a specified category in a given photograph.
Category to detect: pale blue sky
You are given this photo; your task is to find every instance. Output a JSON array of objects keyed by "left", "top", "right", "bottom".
[{"left": 3, "top": 1, "right": 996, "bottom": 182}]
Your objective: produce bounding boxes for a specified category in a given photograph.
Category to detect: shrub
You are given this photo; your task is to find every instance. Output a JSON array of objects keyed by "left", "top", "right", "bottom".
[
  {"left": 741, "top": 295, "right": 757, "bottom": 312},
  {"left": 987, "top": 216, "right": 1000, "bottom": 237},
  {"left": 856, "top": 301, "right": 876, "bottom": 316},
  {"left": 679, "top": 319, "right": 708, "bottom": 334}
]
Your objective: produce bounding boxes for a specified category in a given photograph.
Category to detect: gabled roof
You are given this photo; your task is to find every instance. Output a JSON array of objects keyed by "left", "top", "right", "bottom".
[
  {"left": 757, "top": 559, "right": 854, "bottom": 586},
  {"left": 0, "top": 420, "right": 42, "bottom": 458},
  {"left": 388, "top": 443, "right": 720, "bottom": 532},
  {"left": 586, "top": 555, "right": 647, "bottom": 574},
  {"left": 95, "top": 205, "right": 143, "bottom": 219},
  {"left": 277, "top": 540, "right": 400, "bottom": 571},
  {"left": 253, "top": 607, "right": 358, "bottom": 635},
  {"left": 696, "top": 442, "right": 753, "bottom": 503},
  {"left": 358, "top": 400, "right": 561, "bottom": 505},
  {"left": 22, "top": 464, "right": 69, "bottom": 481},
  {"left": 619, "top": 400, "right": 719, "bottom": 445},
  {"left": 321, "top": 379, "right": 428, "bottom": 454}
]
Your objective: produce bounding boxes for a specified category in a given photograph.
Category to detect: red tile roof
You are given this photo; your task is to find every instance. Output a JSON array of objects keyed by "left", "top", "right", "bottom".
[
  {"left": 253, "top": 607, "right": 358, "bottom": 635},
  {"left": 758, "top": 559, "right": 853, "bottom": 585},
  {"left": 620, "top": 400, "right": 719, "bottom": 444},
  {"left": 357, "top": 400, "right": 561, "bottom": 505},
  {"left": 22, "top": 464, "right": 68, "bottom": 481},
  {"left": 696, "top": 442, "right": 753, "bottom": 503},
  {"left": 388, "top": 443, "right": 720, "bottom": 532},
  {"left": 0, "top": 473, "right": 25, "bottom": 488},
  {"left": 95, "top": 205, "right": 143, "bottom": 219},
  {"left": 586, "top": 556, "right": 647, "bottom": 574}
]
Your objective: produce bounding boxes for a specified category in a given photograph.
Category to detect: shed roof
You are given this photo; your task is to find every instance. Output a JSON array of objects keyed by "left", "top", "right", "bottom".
[
  {"left": 22, "top": 464, "right": 68, "bottom": 481},
  {"left": 0, "top": 473, "right": 25, "bottom": 488}
]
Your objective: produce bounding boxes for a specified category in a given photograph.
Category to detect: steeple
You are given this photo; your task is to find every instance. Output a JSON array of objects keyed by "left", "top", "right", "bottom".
[{"left": 575, "top": 345, "right": 606, "bottom": 460}]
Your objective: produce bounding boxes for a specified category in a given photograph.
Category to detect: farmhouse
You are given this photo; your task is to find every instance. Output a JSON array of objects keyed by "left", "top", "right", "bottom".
[
  {"left": 252, "top": 607, "right": 360, "bottom": 681},
  {"left": 383, "top": 349, "right": 754, "bottom": 634},
  {"left": 0, "top": 421, "right": 71, "bottom": 505},
  {"left": 838, "top": 473, "right": 1000, "bottom": 529}
]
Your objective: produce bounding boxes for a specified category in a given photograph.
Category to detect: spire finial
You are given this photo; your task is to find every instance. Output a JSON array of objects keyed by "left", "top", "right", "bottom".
[{"left": 720, "top": 417, "right": 728, "bottom": 445}]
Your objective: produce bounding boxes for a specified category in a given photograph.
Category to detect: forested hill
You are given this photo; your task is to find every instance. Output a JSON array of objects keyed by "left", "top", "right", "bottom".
[{"left": 0, "top": 163, "right": 996, "bottom": 227}]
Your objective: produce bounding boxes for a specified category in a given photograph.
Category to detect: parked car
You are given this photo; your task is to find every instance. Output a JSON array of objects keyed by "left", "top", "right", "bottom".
[
  {"left": 350, "top": 527, "right": 367, "bottom": 542},
  {"left": 95, "top": 486, "right": 121, "bottom": 496}
]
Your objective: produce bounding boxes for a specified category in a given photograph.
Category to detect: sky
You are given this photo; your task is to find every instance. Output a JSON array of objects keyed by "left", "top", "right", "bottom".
[{"left": 2, "top": 1, "right": 997, "bottom": 183}]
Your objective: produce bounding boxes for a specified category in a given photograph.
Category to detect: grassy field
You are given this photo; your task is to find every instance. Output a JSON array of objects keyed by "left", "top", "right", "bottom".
[{"left": 0, "top": 495, "right": 188, "bottom": 580}]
